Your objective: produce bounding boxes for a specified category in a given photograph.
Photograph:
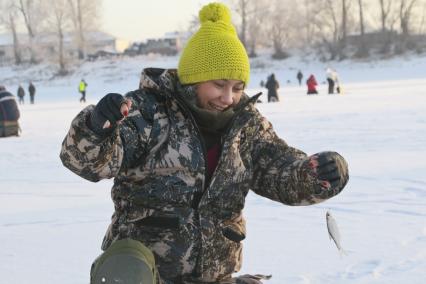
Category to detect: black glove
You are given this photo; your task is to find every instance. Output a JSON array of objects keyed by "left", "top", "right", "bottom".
[
  {"left": 310, "top": 151, "right": 349, "bottom": 192},
  {"left": 89, "top": 93, "right": 127, "bottom": 136}
]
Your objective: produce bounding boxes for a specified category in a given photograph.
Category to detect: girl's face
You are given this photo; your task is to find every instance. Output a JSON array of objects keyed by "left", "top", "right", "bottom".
[{"left": 195, "top": 79, "right": 245, "bottom": 112}]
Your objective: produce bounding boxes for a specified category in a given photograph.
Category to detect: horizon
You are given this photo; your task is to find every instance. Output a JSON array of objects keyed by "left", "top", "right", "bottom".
[{"left": 0, "top": 0, "right": 220, "bottom": 43}]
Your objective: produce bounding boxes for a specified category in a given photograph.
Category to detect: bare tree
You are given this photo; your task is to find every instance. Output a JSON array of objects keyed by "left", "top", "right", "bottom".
[
  {"left": 355, "top": 0, "right": 368, "bottom": 57},
  {"left": 268, "top": 0, "right": 295, "bottom": 59},
  {"left": 316, "top": 0, "right": 341, "bottom": 60},
  {"left": 395, "top": 0, "right": 419, "bottom": 52},
  {"left": 341, "top": 0, "right": 348, "bottom": 49},
  {"left": 47, "top": 0, "right": 71, "bottom": 74},
  {"left": 379, "top": 0, "right": 393, "bottom": 32},
  {"left": 186, "top": 14, "right": 200, "bottom": 36},
  {"left": 419, "top": 1, "right": 426, "bottom": 34},
  {"left": 376, "top": 0, "right": 401, "bottom": 53},
  {"left": 303, "top": 0, "right": 312, "bottom": 46},
  {"left": 338, "top": 0, "right": 352, "bottom": 59},
  {"left": 0, "top": 0, "right": 22, "bottom": 64},
  {"left": 230, "top": 0, "right": 270, "bottom": 56},
  {"left": 245, "top": 0, "right": 269, "bottom": 57},
  {"left": 233, "top": 0, "right": 249, "bottom": 48},
  {"left": 313, "top": 0, "right": 354, "bottom": 60},
  {"left": 377, "top": 0, "right": 393, "bottom": 52},
  {"left": 17, "top": 0, "right": 44, "bottom": 63},
  {"left": 302, "top": 0, "right": 322, "bottom": 47},
  {"left": 68, "top": 0, "right": 102, "bottom": 59},
  {"left": 399, "top": 0, "right": 418, "bottom": 36},
  {"left": 297, "top": 0, "right": 327, "bottom": 54}
]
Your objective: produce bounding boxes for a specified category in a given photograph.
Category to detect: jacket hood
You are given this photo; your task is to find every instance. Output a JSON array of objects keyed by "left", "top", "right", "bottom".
[
  {"left": 139, "top": 67, "right": 262, "bottom": 109},
  {"left": 139, "top": 68, "right": 178, "bottom": 94}
]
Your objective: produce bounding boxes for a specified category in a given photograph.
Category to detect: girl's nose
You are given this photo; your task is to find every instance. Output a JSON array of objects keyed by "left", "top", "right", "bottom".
[{"left": 221, "top": 89, "right": 233, "bottom": 105}]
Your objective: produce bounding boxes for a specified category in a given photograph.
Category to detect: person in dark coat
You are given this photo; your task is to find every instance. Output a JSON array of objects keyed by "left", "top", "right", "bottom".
[
  {"left": 297, "top": 70, "right": 303, "bottom": 86},
  {"left": 265, "top": 73, "right": 280, "bottom": 102},
  {"left": 306, "top": 74, "right": 318, "bottom": 95},
  {"left": 0, "top": 85, "right": 20, "bottom": 137},
  {"left": 326, "top": 68, "right": 335, "bottom": 94},
  {"left": 28, "top": 82, "right": 36, "bottom": 104},
  {"left": 17, "top": 85, "right": 25, "bottom": 104}
]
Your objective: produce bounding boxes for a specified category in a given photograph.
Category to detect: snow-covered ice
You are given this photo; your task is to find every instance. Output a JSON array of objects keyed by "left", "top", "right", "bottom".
[{"left": 0, "top": 54, "right": 425, "bottom": 283}]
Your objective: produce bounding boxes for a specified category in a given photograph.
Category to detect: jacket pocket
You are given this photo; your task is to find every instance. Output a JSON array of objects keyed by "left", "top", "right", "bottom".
[
  {"left": 222, "top": 226, "right": 246, "bottom": 243},
  {"left": 221, "top": 213, "right": 246, "bottom": 243},
  {"left": 135, "top": 215, "right": 180, "bottom": 230}
]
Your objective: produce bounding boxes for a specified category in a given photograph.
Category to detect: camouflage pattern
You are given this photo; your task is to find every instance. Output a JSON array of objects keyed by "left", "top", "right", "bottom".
[{"left": 60, "top": 68, "right": 346, "bottom": 283}]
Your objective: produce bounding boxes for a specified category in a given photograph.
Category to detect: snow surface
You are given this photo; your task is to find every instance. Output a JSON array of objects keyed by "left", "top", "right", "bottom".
[{"left": 1, "top": 54, "right": 426, "bottom": 284}]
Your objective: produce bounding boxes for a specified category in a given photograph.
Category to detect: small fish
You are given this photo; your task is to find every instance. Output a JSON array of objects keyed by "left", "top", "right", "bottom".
[{"left": 326, "top": 211, "right": 347, "bottom": 255}]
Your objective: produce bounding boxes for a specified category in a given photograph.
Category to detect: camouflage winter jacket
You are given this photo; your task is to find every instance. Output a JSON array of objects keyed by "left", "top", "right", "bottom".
[{"left": 60, "top": 68, "right": 344, "bottom": 283}]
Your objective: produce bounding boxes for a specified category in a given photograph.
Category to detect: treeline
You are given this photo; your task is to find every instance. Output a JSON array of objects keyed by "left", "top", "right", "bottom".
[
  {"left": 228, "top": 0, "right": 426, "bottom": 60},
  {"left": 0, "top": 0, "right": 101, "bottom": 73},
  {"left": 1, "top": 0, "right": 426, "bottom": 72}
]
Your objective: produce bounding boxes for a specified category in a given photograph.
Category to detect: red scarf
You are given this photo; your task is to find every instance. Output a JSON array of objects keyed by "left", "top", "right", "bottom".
[{"left": 206, "top": 143, "right": 220, "bottom": 177}]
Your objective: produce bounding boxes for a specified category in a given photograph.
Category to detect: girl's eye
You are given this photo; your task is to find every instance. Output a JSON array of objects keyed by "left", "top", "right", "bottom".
[{"left": 214, "top": 82, "right": 224, "bottom": 88}]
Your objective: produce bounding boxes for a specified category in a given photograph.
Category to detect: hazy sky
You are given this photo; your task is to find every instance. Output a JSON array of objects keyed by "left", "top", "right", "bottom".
[{"left": 102, "top": 0, "right": 220, "bottom": 42}]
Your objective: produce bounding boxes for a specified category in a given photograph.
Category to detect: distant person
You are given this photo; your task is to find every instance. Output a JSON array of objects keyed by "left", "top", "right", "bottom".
[
  {"left": 306, "top": 74, "right": 318, "bottom": 95},
  {"left": 17, "top": 85, "right": 25, "bottom": 104},
  {"left": 326, "top": 67, "right": 335, "bottom": 94},
  {"left": 265, "top": 73, "right": 280, "bottom": 102},
  {"left": 297, "top": 70, "right": 303, "bottom": 86},
  {"left": 0, "top": 85, "right": 20, "bottom": 137},
  {"left": 28, "top": 81, "right": 36, "bottom": 104},
  {"left": 79, "top": 79, "right": 88, "bottom": 103},
  {"left": 333, "top": 70, "right": 342, "bottom": 94}
]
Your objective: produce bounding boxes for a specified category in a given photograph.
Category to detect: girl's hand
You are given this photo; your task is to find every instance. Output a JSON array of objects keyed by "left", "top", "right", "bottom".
[{"left": 89, "top": 93, "right": 132, "bottom": 135}]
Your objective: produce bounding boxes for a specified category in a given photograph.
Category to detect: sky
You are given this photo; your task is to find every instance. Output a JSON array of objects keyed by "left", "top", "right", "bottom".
[{"left": 102, "top": 0, "right": 220, "bottom": 42}]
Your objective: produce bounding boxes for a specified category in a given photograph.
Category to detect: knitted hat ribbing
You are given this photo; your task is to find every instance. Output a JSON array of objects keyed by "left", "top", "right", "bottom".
[{"left": 178, "top": 2, "right": 250, "bottom": 85}]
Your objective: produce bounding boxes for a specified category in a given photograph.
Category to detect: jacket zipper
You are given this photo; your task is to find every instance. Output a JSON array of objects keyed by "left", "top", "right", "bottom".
[
  {"left": 208, "top": 92, "right": 263, "bottom": 184},
  {"left": 173, "top": 95, "right": 207, "bottom": 278},
  {"left": 173, "top": 92, "right": 261, "bottom": 278},
  {"left": 174, "top": 96, "right": 209, "bottom": 195}
]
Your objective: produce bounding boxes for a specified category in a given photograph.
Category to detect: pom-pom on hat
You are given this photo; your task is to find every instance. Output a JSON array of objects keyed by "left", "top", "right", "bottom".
[{"left": 178, "top": 2, "right": 250, "bottom": 85}]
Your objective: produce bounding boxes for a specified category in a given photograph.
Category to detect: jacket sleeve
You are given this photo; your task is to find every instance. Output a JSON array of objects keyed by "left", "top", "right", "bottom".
[
  {"left": 59, "top": 92, "right": 153, "bottom": 182},
  {"left": 249, "top": 112, "right": 342, "bottom": 206}
]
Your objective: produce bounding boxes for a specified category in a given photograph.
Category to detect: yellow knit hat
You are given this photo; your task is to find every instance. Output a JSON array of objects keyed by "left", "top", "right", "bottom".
[{"left": 178, "top": 2, "right": 250, "bottom": 85}]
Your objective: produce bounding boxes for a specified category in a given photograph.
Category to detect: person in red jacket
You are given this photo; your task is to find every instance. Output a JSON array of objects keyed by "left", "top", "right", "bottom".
[{"left": 306, "top": 74, "right": 318, "bottom": 95}]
